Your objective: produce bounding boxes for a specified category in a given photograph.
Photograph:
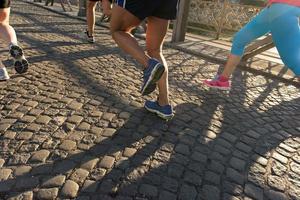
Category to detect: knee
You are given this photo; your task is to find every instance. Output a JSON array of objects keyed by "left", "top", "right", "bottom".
[{"left": 231, "top": 31, "right": 250, "bottom": 56}]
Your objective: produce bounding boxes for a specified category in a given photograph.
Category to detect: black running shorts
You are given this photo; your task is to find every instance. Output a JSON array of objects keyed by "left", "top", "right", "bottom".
[
  {"left": 0, "top": 0, "right": 11, "bottom": 8},
  {"left": 116, "top": 0, "right": 178, "bottom": 20}
]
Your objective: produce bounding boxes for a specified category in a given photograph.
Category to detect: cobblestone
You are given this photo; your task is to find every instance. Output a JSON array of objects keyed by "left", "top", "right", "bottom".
[
  {"left": 0, "top": 168, "right": 12, "bottom": 180},
  {"left": 14, "top": 165, "right": 32, "bottom": 176},
  {"left": 61, "top": 180, "right": 79, "bottom": 198},
  {"left": 36, "top": 188, "right": 59, "bottom": 200},
  {"left": 0, "top": 1, "right": 299, "bottom": 199},
  {"left": 30, "top": 150, "right": 50, "bottom": 163},
  {"left": 42, "top": 175, "right": 66, "bottom": 188}
]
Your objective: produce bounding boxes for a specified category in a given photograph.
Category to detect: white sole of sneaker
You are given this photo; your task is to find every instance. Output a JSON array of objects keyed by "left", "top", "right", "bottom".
[
  {"left": 203, "top": 83, "right": 231, "bottom": 91},
  {"left": 144, "top": 105, "right": 174, "bottom": 120}
]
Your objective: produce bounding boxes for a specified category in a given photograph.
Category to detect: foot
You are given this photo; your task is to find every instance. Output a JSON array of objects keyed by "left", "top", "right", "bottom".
[
  {"left": 144, "top": 100, "right": 174, "bottom": 120},
  {"left": 141, "top": 58, "right": 165, "bottom": 95},
  {"left": 203, "top": 75, "right": 231, "bottom": 90},
  {"left": 0, "top": 67, "right": 10, "bottom": 81},
  {"left": 9, "top": 44, "right": 29, "bottom": 74},
  {"left": 85, "top": 30, "right": 95, "bottom": 43}
]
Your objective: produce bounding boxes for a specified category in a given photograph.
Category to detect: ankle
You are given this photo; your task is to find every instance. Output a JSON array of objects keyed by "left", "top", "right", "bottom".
[
  {"left": 219, "top": 75, "right": 229, "bottom": 82},
  {"left": 158, "top": 98, "right": 169, "bottom": 107}
]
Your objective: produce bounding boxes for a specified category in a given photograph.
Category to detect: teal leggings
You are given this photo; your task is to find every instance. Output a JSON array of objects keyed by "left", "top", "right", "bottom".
[{"left": 231, "top": 3, "right": 300, "bottom": 76}]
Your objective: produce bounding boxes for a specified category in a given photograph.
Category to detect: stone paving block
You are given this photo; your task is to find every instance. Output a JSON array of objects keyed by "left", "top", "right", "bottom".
[
  {"left": 28, "top": 108, "right": 44, "bottom": 116},
  {"left": 123, "top": 147, "right": 137, "bottom": 157},
  {"left": 102, "top": 128, "right": 116, "bottom": 137},
  {"left": 244, "top": 184, "right": 263, "bottom": 200},
  {"left": 184, "top": 171, "right": 202, "bottom": 186},
  {"left": 77, "top": 122, "right": 91, "bottom": 131},
  {"left": 59, "top": 140, "right": 77, "bottom": 151},
  {"left": 235, "top": 142, "right": 252, "bottom": 153},
  {"left": 82, "top": 180, "right": 99, "bottom": 193},
  {"left": 30, "top": 150, "right": 50, "bottom": 163},
  {"left": 139, "top": 184, "right": 158, "bottom": 198},
  {"left": 61, "top": 180, "right": 79, "bottom": 198},
  {"left": 202, "top": 184, "right": 220, "bottom": 200},
  {"left": 67, "top": 115, "right": 84, "bottom": 125},
  {"left": 15, "top": 177, "right": 39, "bottom": 190},
  {"left": 229, "top": 157, "right": 246, "bottom": 172},
  {"left": 191, "top": 151, "right": 207, "bottom": 163},
  {"left": 204, "top": 171, "right": 220, "bottom": 185},
  {"left": 159, "top": 190, "right": 177, "bottom": 200},
  {"left": 0, "top": 168, "right": 12, "bottom": 180},
  {"left": 8, "top": 153, "right": 31, "bottom": 165},
  {"left": 35, "top": 115, "right": 52, "bottom": 124},
  {"left": 265, "top": 189, "right": 288, "bottom": 200},
  {"left": 14, "top": 165, "right": 32, "bottom": 176},
  {"left": 178, "top": 184, "right": 197, "bottom": 200},
  {"left": 0, "top": 179, "right": 14, "bottom": 193},
  {"left": 70, "top": 168, "right": 89, "bottom": 185},
  {"left": 3, "top": 131, "right": 16, "bottom": 139},
  {"left": 36, "top": 188, "right": 59, "bottom": 200},
  {"left": 81, "top": 158, "right": 99, "bottom": 171},
  {"left": 102, "top": 113, "right": 115, "bottom": 121},
  {"left": 99, "top": 156, "right": 115, "bottom": 169},
  {"left": 223, "top": 180, "right": 243, "bottom": 196},
  {"left": 67, "top": 101, "right": 83, "bottom": 110},
  {"left": 226, "top": 168, "right": 245, "bottom": 185},
  {"left": 0, "top": 159, "right": 5, "bottom": 167},
  {"left": 42, "top": 175, "right": 66, "bottom": 188},
  {"left": 272, "top": 152, "right": 288, "bottom": 164},
  {"left": 168, "top": 163, "right": 185, "bottom": 178},
  {"left": 90, "top": 126, "right": 103, "bottom": 135},
  {"left": 7, "top": 191, "right": 33, "bottom": 200},
  {"left": 16, "top": 131, "right": 33, "bottom": 140},
  {"left": 20, "top": 115, "right": 36, "bottom": 123},
  {"left": 0, "top": 123, "right": 11, "bottom": 132},
  {"left": 53, "top": 159, "right": 76, "bottom": 174},
  {"left": 267, "top": 175, "right": 285, "bottom": 191},
  {"left": 26, "top": 123, "right": 42, "bottom": 132},
  {"left": 24, "top": 100, "right": 39, "bottom": 107}
]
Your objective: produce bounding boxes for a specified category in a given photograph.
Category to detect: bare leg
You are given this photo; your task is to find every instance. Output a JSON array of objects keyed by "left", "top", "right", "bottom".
[
  {"left": 146, "top": 17, "right": 169, "bottom": 106},
  {"left": 0, "top": 8, "right": 17, "bottom": 45},
  {"left": 110, "top": 5, "right": 149, "bottom": 67},
  {"left": 86, "top": 0, "right": 97, "bottom": 36},
  {"left": 101, "top": 0, "right": 111, "bottom": 16},
  {"left": 220, "top": 54, "right": 242, "bottom": 78}
]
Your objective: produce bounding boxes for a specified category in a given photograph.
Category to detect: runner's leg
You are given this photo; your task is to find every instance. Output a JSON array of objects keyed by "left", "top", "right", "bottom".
[{"left": 146, "top": 16, "right": 169, "bottom": 106}]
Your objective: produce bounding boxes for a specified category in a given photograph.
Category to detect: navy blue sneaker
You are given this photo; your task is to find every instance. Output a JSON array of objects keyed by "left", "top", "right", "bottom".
[
  {"left": 144, "top": 100, "right": 174, "bottom": 120},
  {"left": 141, "top": 58, "right": 165, "bottom": 96}
]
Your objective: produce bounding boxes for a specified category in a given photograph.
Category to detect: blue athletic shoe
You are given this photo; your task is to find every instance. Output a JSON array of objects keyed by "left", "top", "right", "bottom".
[
  {"left": 141, "top": 58, "right": 165, "bottom": 96},
  {"left": 144, "top": 100, "right": 174, "bottom": 120}
]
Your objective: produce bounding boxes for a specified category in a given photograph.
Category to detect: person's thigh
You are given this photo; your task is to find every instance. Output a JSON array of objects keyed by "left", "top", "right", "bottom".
[
  {"left": 270, "top": 6, "right": 300, "bottom": 76},
  {"left": 145, "top": 16, "right": 169, "bottom": 55},
  {"left": 110, "top": 5, "right": 141, "bottom": 33},
  {"left": 231, "top": 8, "right": 271, "bottom": 56}
]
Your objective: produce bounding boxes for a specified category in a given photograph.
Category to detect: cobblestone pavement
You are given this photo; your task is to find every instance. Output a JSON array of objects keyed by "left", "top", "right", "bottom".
[{"left": 0, "top": 1, "right": 300, "bottom": 200}]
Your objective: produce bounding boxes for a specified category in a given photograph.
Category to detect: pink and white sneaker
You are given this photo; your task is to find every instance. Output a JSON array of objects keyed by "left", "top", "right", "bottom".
[{"left": 203, "top": 75, "right": 231, "bottom": 90}]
